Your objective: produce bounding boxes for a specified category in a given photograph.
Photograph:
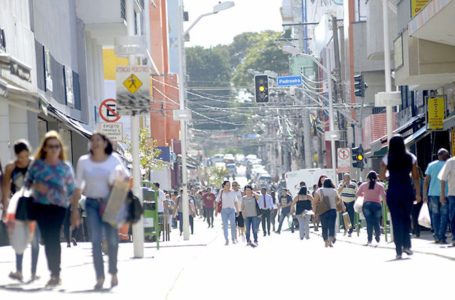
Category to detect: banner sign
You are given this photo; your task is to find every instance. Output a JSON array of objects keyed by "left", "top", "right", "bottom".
[
  {"left": 411, "top": 0, "right": 431, "bottom": 16},
  {"left": 427, "top": 97, "right": 445, "bottom": 130}
]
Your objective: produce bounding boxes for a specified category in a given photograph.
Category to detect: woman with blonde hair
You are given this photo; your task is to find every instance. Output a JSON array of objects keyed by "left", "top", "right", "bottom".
[{"left": 25, "top": 131, "right": 75, "bottom": 287}]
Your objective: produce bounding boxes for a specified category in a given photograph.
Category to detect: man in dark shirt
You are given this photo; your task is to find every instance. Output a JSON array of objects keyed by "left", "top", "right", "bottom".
[{"left": 276, "top": 188, "right": 294, "bottom": 234}]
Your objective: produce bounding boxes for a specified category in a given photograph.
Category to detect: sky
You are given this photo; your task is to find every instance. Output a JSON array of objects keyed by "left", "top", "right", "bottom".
[{"left": 184, "top": 0, "right": 283, "bottom": 48}]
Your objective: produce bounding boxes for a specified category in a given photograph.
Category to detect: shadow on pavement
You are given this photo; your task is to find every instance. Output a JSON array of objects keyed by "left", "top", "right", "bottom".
[{"left": 144, "top": 244, "right": 207, "bottom": 248}]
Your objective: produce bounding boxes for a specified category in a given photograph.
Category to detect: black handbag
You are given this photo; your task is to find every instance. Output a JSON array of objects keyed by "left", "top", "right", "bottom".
[
  {"left": 126, "top": 190, "right": 143, "bottom": 224},
  {"left": 15, "top": 189, "right": 34, "bottom": 221}
]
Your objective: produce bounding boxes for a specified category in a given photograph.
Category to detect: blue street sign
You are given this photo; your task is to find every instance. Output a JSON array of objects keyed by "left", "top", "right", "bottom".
[{"left": 277, "top": 76, "right": 302, "bottom": 86}]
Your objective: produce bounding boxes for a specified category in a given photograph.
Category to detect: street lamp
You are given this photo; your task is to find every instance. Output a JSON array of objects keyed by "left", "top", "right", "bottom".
[{"left": 177, "top": 0, "right": 235, "bottom": 241}]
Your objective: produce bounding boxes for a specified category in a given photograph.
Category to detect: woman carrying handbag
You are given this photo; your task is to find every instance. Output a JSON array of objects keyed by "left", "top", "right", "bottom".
[
  {"left": 313, "top": 178, "right": 344, "bottom": 247},
  {"left": 71, "top": 132, "right": 129, "bottom": 290},
  {"left": 2, "top": 140, "right": 41, "bottom": 282}
]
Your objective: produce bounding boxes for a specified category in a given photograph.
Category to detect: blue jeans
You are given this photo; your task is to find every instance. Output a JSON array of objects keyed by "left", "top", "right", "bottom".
[
  {"left": 16, "top": 225, "right": 40, "bottom": 274},
  {"left": 319, "top": 209, "right": 336, "bottom": 242},
  {"left": 221, "top": 208, "right": 236, "bottom": 242},
  {"left": 448, "top": 196, "right": 455, "bottom": 241},
  {"left": 244, "top": 216, "right": 259, "bottom": 243},
  {"left": 277, "top": 210, "right": 291, "bottom": 233},
  {"left": 178, "top": 212, "right": 194, "bottom": 234},
  {"left": 362, "top": 201, "right": 382, "bottom": 242},
  {"left": 343, "top": 201, "right": 355, "bottom": 233},
  {"left": 428, "top": 196, "right": 448, "bottom": 241},
  {"left": 86, "top": 198, "right": 119, "bottom": 279}
]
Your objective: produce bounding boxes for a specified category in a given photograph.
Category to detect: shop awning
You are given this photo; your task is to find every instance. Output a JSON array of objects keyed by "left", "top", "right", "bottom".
[
  {"left": 47, "top": 105, "right": 93, "bottom": 138},
  {"left": 0, "top": 80, "right": 42, "bottom": 113},
  {"left": 404, "top": 126, "right": 430, "bottom": 145},
  {"left": 443, "top": 113, "right": 455, "bottom": 130},
  {"left": 370, "top": 114, "right": 425, "bottom": 156}
]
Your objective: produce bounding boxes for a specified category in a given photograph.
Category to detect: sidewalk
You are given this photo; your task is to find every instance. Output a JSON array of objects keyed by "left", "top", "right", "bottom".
[
  {"left": 0, "top": 216, "right": 224, "bottom": 299},
  {"left": 311, "top": 224, "right": 455, "bottom": 260}
]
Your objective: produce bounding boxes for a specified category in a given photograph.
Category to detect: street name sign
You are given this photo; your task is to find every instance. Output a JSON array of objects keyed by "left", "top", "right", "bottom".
[
  {"left": 173, "top": 109, "right": 192, "bottom": 121},
  {"left": 277, "top": 76, "right": 302, "bottom": 87},
  {"left": 116, "top": 65, "right": 150, "bottom": 115}
]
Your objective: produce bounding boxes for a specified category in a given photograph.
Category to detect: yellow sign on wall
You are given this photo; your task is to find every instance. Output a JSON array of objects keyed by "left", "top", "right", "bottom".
[
  {"left": 411, "top": 0, "right": 431, "bottom": 17},
  {"left": 427, "top": 97, "right": 445, "bottom": 130}
]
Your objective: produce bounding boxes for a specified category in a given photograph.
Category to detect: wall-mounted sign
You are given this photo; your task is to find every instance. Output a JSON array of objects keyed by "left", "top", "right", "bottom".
[
  {"left": 64, "top": 66, "right": 74, "bottom": 107},
  {"left": 10, "top": 58, "right": 31, "bottom": 82},
  {"left": 411, "top": 0, "right": 431, "bottom": 17},
  {"left": 44, "top": 48, "right": 53, "bottom": 91},
  {"left": 427, "top": 96, "right": 445, "bottom": 130}
]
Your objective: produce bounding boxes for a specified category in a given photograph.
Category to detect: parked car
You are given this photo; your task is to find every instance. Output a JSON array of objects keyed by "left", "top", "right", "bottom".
[{"left": 224, "top": 154, "right": 235, "bottom": 165}]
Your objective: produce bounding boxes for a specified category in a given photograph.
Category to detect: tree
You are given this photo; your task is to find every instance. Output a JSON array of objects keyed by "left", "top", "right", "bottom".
[
  {"left": 208, "top": 165, "right": 228, "bottom": 188},
  {"left": 122, "top": 128, "right": 165, "bottom": 180},
  {"left": 232, "top": 31, "right": 290, "bottom": 89}
]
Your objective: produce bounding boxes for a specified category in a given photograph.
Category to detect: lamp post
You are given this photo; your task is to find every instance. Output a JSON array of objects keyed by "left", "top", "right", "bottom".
[{"left": 177, "top": 0, "right": 234, "bottom": 241}]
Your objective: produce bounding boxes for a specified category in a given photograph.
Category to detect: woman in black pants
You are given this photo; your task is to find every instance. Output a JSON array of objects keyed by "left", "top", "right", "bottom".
[
  {"left": 380, "top": 135, "right": 421, "bottom": 259},
  {"left": 25, "top": 131, "right": 76, "bottom": 287}
]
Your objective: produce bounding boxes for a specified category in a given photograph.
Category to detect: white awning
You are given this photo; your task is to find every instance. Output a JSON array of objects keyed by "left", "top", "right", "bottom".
[
  {"left": 404, "top": 126, "right": 430, "bottom": 145},
  {"left": 0, "top": 79, "right": 41, "bottom": 113}
]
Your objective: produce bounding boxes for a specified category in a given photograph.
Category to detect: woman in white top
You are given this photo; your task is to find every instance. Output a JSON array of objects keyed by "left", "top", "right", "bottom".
[
  {"left": 71, "top": 132, "right": 129, "bottom": 290},
  {"left": 216, "top": 180, "right": 239, "bottom": 245}
]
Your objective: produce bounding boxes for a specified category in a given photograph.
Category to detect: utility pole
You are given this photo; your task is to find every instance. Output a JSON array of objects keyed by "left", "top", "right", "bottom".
[
  {"left": 126, "top": 0, "right": 144, "bottom": 258},
  {"left": 177, "top": 0, "right": 190, "bottom": 240},
  {"left": 327, "top": 48, "right": 336, "bottom": 180}
]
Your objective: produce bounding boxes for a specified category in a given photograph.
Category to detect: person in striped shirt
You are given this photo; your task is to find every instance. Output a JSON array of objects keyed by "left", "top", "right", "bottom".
[{"left": 338, "top": 174, "right": 357, "bottom": 237}]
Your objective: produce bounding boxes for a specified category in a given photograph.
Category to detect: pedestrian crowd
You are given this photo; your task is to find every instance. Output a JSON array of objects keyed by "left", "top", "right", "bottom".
[{"left": 1, "top": 132, "right": 454, "bottom": 290}]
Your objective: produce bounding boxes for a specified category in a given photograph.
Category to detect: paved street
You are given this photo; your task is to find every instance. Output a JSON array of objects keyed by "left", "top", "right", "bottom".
[{"left": 0, "top": 215, "right": 453, "bottom": 300}]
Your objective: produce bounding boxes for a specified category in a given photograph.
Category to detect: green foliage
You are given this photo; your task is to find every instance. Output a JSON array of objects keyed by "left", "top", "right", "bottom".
[
  {"left": 208, "top": 165, "right": 228, "bottom": 188},
  {"left": 122, "top": 128, "right": 165, "bottom": 178},
  {"left": 231, "top": 31, "right": 289, "bottom": 88}
]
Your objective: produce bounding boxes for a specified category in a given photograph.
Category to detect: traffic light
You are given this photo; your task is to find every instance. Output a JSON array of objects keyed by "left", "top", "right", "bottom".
[
  {"left": 354, "top": 74, "right": 367, "bottom": 97},
  {"left": 352, "top": 144, "right": 365, "bottom": 169},
  {"left": 255, "top": 75, "right": 269, "bottom": 103}
]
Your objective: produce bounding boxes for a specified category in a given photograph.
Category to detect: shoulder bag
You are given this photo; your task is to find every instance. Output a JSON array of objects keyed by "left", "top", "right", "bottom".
[
  {"left": 315, "top": 189, "right": 331, "bottom": 216},
  {"left": 216, "top": 191, "right": 223, "bottom": 214},
  {"left": 15, "top": 187, "right": 34, "bottom": 221}
]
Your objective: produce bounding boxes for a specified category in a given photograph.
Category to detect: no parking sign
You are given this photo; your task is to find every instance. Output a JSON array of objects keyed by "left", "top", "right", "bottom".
[{"left": 99, "top": 98, "right": 120, "bottom": 123}]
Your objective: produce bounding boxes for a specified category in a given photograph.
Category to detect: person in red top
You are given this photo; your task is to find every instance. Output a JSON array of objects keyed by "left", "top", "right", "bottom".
[
  {"left": 356, "top": 171, "right": 386, "bottom": 245},
  {"left": 203, "top": 188, "right": 216, "bottom": 228}
]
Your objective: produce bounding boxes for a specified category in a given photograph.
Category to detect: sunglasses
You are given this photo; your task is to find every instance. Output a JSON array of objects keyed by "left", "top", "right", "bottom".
[{"left": 46, "top": 144, "right": 61, "bottom": 149}]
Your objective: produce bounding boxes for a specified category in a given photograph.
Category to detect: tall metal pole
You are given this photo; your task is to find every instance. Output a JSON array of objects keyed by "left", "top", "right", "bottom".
[
  {"left": 177, "top": 0, "right": 190, "bottom": 240},
  {"left": 327, "top": 49, "right": 336, "bottom": 177},
  {"left": 383, "top": 0, "right": 393, "bottom": 141},
  {"left": 127, "top": 0, "right": 144, "bottom": 258},
  {"left": 382, "top": 0, "right": 394, "bottom": 241}
]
